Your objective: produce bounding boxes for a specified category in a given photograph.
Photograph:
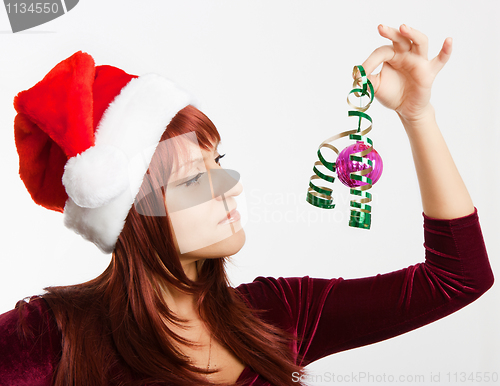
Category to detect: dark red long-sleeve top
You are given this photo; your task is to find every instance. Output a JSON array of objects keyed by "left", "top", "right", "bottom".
[{"left": 0, "top": 209, "right": 494, "bottom": 385}]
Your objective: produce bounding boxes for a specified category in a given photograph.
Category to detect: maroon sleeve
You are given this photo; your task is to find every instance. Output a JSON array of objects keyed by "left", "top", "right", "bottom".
[
  {"left": 235, "top": 208, "right": 494, "bottom": 366},
  {"left": 0, "top": 296, "right": 62, "bottom": 386}
]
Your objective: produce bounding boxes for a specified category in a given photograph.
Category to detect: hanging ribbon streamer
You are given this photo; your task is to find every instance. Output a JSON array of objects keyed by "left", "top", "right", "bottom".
[{"left": 306, "top": 65, "right": 381, "bottom": 229}]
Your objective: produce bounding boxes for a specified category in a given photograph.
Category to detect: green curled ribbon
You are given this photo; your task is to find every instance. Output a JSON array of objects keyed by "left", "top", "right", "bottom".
[{"left": 306, "top": 65, "right": 376, "bottom": 229}]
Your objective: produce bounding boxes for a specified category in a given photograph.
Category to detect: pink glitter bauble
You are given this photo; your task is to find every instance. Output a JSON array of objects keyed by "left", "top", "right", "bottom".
[{"left": 336, "top": 141, "right": 383, "bottom": 187}]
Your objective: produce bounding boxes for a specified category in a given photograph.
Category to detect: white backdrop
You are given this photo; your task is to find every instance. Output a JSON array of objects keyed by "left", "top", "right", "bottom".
[{"left": 0, "top": 1, "right": 498, "bottom": 385}]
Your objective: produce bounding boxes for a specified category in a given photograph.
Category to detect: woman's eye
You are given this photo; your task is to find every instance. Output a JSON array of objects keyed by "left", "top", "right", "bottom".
[
  {"left": 183, "top": 172, "right": 204, "bottom": 187},
  {"left": 183, "top": 154, "right": 226, "bottom": 187}
]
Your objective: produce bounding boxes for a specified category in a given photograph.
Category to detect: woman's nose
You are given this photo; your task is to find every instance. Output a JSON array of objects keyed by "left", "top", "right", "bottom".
[{"left": 210, "top": 168, "right": 243, "bottom": 200}]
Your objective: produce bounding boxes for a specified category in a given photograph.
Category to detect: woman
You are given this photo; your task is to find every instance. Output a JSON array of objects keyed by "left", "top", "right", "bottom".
[{"left": 0, "top": 25, "right": 494, "bottom": 386}]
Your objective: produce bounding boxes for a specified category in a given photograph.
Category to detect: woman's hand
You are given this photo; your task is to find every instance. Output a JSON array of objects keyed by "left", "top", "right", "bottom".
[
  {"left": 360, "top": 25, "right": 474, "bottom": 219},
  {"left": 361, "top": 24, "right": 452, "bottom": 123}
]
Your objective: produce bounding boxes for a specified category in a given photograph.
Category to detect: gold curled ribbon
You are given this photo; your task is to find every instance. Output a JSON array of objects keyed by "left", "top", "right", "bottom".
[{"left": 306, "top": 65, "right": 375, "bottom": 229}]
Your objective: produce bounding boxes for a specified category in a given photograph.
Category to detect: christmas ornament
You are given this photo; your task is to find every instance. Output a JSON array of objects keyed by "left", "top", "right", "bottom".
[
  {"left": 336, "top": 141, "right": 383, "bottom": 188},
  {"left": 306, "top": 65, "right": 382, "bottom": 229}
]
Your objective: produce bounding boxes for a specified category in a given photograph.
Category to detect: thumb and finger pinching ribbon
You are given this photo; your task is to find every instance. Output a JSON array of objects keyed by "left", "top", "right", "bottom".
[{"left": 306, "top": 65, "right": 383, "bottom": 229}]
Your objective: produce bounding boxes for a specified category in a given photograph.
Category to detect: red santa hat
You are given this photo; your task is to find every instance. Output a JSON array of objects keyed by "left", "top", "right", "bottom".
[{"left": 14, "top": 51, "right": 195, "bottom": 253}]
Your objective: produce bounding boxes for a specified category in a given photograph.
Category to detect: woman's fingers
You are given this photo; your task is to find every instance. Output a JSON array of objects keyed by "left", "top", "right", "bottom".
[
  {"left": 361, "top": 25, "right": 453, "bottom": 93},
  {"left": 399, "top": 24, "right": 429, "bottom": 58},
  {"left": 359, "top": 45, "right": 395, "bottom": 92},
  {"left": 431, "top": 37, "right": 453, "bottom": 74},
  {"left": 361, "top": 45, "right": 394, "bottom": 76},
  {"left": 378, "top": 24, "right": 412, "bottom": 53}
]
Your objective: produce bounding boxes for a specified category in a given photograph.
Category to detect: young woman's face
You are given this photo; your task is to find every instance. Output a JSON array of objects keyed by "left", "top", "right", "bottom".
[{"left": 164, "top": 138, "right": 245, "bottom": 262}]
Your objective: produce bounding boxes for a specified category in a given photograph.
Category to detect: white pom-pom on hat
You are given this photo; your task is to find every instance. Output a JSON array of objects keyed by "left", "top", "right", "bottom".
[{"left": 63, "top": 145, "right": 128, "bottom": 209}]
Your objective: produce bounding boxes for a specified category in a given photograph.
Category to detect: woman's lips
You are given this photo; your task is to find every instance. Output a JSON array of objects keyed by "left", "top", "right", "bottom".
[{"left": 218, "top": 208, "right": 241, "bottom": 225}]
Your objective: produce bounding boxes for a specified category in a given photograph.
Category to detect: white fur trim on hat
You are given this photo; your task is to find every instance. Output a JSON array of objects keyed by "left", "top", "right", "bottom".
[{"left": 62, "top": 73, "right": 195, "bottom": 254}]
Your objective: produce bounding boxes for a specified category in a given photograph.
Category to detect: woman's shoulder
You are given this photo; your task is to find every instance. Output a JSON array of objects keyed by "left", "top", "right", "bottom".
[
  {"left": 234, "top": 276, "right": 339, "bottom": 315},
  {"left": 2, "top": 294, "right": 46, "bottom": 314},
  {"left": 0, "top": 296, "right": 62, "bottom": 386},
  {"left": 235, "top": 275, "right": 339, "bottom": 296},
  {"left": 0, "top": 295, "right": 54, "bottom": 334}
]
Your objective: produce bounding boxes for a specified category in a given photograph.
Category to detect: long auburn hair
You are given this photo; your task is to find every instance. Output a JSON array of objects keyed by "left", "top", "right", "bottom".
[{"left": 29, "top": 105, "right": 306, "bottom": 385}]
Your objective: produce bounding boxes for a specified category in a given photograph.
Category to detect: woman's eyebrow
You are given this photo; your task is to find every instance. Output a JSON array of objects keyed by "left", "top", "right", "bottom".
[{"left": 171, "top": 140, "right": 220, "bottom": 176}]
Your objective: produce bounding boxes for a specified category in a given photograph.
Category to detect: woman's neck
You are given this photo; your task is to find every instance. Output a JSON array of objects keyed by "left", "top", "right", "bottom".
[{"left": 160, "top": 259, "right": 200, "bottom": 319}]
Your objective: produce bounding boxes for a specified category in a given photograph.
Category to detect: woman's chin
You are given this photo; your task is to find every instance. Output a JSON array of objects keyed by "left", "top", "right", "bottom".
[
  {"left": 179, "top": 227, "right": 246, "bottom": 258},
  {"left": 209, "top": 226, "right": 246, "bottom": 257}
]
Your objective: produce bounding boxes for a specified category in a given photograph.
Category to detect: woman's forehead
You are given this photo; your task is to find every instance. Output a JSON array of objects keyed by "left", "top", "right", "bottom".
[{"left": 170, "top": 139, "right": 219, "bottom": 177}]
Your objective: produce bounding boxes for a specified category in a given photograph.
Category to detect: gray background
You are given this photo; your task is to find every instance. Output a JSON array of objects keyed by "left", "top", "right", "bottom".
[{"left": 0, "top": 1, "right": 498, "bottom": 385}]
